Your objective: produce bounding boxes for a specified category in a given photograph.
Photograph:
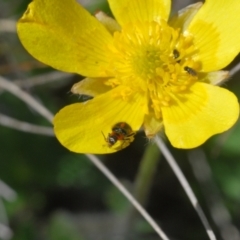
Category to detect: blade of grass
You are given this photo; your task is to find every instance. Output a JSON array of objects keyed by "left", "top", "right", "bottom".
[
  {"left": 0, "top": 76, "right": 53, "bottom": 122},
  {"left": 155, "top": 136, "right": 217, "bottom": 240}
]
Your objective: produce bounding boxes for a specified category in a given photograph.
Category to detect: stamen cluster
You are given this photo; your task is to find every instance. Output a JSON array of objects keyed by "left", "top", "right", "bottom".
[{"left": 108, "top": 20, "right": 200, "bottom": 118}]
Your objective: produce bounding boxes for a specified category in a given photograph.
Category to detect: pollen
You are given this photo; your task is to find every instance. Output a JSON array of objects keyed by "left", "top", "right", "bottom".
[{"left": 107, "top": 20, "right": 201, "bottom": 119}]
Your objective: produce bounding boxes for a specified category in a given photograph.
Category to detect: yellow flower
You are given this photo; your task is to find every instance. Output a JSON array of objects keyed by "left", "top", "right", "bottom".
[{"left": 17, "top": 0, "right": 240, "bottom": 154}]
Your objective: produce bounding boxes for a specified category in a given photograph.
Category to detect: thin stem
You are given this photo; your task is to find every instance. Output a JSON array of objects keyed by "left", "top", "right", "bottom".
[
  {"left": 0, "top": 76, "right": 53, "bottom": 122},
  {"left": 155, "top": 136, "right": 217, "bottom": 240},
  {"left": 133, "top": 143, "right": 161, "bottom": 204},
  {"left": 86, "top": 154, "right": 169, "bottom": 240},
  {"left": 119, "top": 143, "right": 161, "bottom": 239},
  {"left": 0, "top": 19, "right": 16, "bottom": 33},
  {"left": 0, "top": 113, "right": 54, "bottom": 136},
  {"left": 188, "top": 149, "right": 240, "bottom": 240},
  {"left": 0, "top": 222, "right": 13, "bottom": 240},
  {"left": 14, "top": 71, "right": 73, "bottom": 88},
  {"left": 0, "top": 180, "right": 17, "bottom": 201},
  {"left": 229, "top": 61, "right": 240, "bottom": 77}
]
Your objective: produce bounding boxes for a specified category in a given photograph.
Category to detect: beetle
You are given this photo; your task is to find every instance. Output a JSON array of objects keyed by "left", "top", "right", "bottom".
[
  {"left": 103, "top": 122, "right": 135, "bottom": 149},
  {"left": 184, "top": 66, "right": 197, "bottom": 76}
]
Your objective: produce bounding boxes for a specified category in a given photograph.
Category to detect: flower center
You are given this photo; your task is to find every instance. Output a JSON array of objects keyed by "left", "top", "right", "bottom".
[{"left": 107, "top": 20, "right": 200, "bottom": 118}]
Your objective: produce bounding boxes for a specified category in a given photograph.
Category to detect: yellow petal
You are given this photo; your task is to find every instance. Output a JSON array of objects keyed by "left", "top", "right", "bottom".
[
  {"left": 108, "top": 0, "right": 171, "bottom": 26},
  {"left": 71, "top": 78, "right": 112, "bottom": 97},
  {"left": 17, "top": 0, "right": 113, "bottom": 77},
  {"left": 95, "top": 11, "right": 121, "bottom": 34},
  {"left": 169, "top": 2, "right": 202, "bottom": 32},
  {"left": 188, "top": 0, "right": 240, "bottom": 72},
  {"left": 54, "top": 87, "right": 146, "bottom": 154},
  {"left": 162, "top": 82, "right": 239, "bottom": 148}
]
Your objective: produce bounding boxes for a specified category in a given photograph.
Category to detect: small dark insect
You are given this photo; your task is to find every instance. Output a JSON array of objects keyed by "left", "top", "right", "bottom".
[
  {"left": 173, "top": 49, "right": 180, "bottom": 59},
  {"left": 102, "top": 122, "right": 135, "bottom": 149},
  {"left": 184, "top": 66, "right": 197, "bottom": 76}
]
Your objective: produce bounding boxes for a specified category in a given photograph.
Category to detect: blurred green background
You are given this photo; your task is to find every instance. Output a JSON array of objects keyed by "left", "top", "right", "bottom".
[{"left": 0, "top": 0, "right": 240, "bottom": 239}]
